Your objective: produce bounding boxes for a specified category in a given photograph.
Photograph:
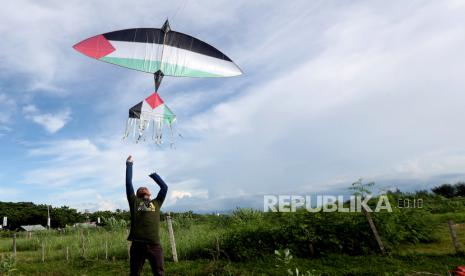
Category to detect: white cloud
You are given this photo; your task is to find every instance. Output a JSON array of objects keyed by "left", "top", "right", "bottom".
[
  {"left": 23, "top": 104, "right": 71, "bottom": 133},
  {"left": 167, "top": 179, "right": 209, "bottom": 206},
  {"left": 0, "top": 93, "right": 16, "bottom": 124},
  {"left": 30, "top": 111, "right": 71, "bottom": 133},
  {"left": 5, "top": 1, "right": 465, "bottom": 212},
  {"left": 0, "top": 126, "right": 12, "bottom": 138},
  {"left": 22, "top": 104, "right": 38, "bottom": 114}
]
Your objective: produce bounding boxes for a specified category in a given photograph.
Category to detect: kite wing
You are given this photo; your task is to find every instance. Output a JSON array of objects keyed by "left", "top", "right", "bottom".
[
  {"left": 73, "top": 24, "right": 242, "bottom": 78},
  {"left": 124, "top": 92, "right": 176, "bottom": 144}
]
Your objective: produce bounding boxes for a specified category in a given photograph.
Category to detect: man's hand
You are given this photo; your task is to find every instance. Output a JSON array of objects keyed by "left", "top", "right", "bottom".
[{"left": 126, "top": 155, "right": 134, "bottom": 163}]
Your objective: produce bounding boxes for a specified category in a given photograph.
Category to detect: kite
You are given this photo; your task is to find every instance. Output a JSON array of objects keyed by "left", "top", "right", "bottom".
[
  {"left": 73, "top": 20, "right": 242, "bottom": 145},
  {"left": 124, "top": 91, "right": 176, "bottom": 144}
]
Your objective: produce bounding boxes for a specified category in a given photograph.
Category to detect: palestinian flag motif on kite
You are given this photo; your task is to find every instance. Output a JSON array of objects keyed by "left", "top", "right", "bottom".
[
  {"left": 124, "top": 92, "right": 176, "bottom": 144},
  {"left": 73, "top": 20, "right": 242, "bottom": 146},
  {"left": 72, "top": 21, "right": 242, "bottom": 78}
]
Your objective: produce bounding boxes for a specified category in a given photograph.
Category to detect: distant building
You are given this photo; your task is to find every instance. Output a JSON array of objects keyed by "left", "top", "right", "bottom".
[
  {"left": 20, "top": 225, "right": 46, "bottom": 232},
  {"left": 73, "top": 222, "right": 97, "bottom": 228}
]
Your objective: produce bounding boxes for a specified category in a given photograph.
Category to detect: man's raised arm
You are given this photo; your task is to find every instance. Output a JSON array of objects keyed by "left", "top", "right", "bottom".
[
  {"left": 126, "top": 155, "right": 135, "bottom": 202},
  {"left": 149, "top": 172, "right": 168, "bottom": 206}
]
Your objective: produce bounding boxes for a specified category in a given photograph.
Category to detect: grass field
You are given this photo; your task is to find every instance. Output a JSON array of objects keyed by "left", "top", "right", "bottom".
[{"left": 0, "top": 211, "right": 464, "bottom": 275}]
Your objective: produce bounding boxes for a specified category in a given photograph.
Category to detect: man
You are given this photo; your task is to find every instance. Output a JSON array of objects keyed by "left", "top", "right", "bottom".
[{"left": 126, "top": 155, "right": 168, "bottom": 276}]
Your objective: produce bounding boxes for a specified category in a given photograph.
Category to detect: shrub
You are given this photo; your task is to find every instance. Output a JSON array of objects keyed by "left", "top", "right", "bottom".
[
  {"left": 220, "top": 206, "right": 437, "bottom": 260},
  {"left": 0, "top": 254, "right": 17, "bottom": 275},
  {"left": 231, "top": 208, "right": 263, "bottom": 224},
  {"left": 221, "top": 222, "right": 283, "bottom": 261},
  {"left": 102, "top": 217, "right": 127, "bottom": 230}
]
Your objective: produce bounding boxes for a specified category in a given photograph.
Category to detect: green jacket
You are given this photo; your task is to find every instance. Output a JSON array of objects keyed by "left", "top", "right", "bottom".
[{"left": 126, "top": 163, "right": 168, "bottom": 244}]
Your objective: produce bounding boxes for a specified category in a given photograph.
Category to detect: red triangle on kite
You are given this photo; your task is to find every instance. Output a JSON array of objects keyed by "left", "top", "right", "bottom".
[
  {"left": 73, "top": 34, "right": 115, "bottom": 59},
  {"left": 145, "top": 92, "right": 164, "bottom": 109}
]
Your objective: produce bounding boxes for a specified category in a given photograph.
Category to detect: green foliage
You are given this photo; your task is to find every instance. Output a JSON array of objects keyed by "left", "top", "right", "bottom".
[
  {"left": 219, "top": 201, "right": 440, "bottom": 261},
  {"left": 349, "top": 178, "right": 375, "bottom": 197},
  {"left": 431, "top": 182, "right": 465, "bottom": 198},
  {"left": 0, "top": 202, "right": 84, "bottom": 230},
  {"left": 231, "top": 208, "right": 263, "bottom": 224},
  {"left": 456, "top": 182, "right": 465, "bottom": 197},
  {"left": 432, "top": 183, "right": 457, "bottom": 198},
  {"left": 386, "top": 190, "right": 465, "bottom": 214},
  {"left": 275, "top": 249, "right": 320, "bottom": 276},
  {"left": 221, "top": 222, "right": 282, "bottom": 260},
  {"left": 170, "top": 212, "right": 195, "bottom": 230},
  {"left": 0, "top": 254, "right": 17, "bottom": 275},
  {"left": 102, "top": 217, "right": 128, "bottom": 230},
  {"left": 275, "top": 248, "right": 292, "bottom": 272},
  {"left": 374, "top": 205, "right": 438, "bottom": 247}
]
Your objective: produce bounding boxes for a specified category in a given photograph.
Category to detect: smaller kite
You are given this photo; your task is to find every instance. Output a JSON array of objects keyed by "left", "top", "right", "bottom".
[{"left": 124, "top": 91, "right": 176, "bottom": 145}]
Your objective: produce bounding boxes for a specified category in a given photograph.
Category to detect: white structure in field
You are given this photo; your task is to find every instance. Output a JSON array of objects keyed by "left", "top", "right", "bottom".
[{"left": 20, "top": 225, "right": 46, "bottom": 232}]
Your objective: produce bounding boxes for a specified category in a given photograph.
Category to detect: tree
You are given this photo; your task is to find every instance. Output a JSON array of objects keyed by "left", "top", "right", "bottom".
[
  {"left": 432, "top": 184, "right": 456, "bottom": 198},
  {"left": 455, "top": 182, "right": 465, "bottom": 197},
  {"left": 348, "top": 179, "right": 385, "bottom": 255}
]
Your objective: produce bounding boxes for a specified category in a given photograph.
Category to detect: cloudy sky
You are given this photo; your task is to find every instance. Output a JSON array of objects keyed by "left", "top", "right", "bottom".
[{"left": 1, "top": 0, "right": 465, "bottom": 212}]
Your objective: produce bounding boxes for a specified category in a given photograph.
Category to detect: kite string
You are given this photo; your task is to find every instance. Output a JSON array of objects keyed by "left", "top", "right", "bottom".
[{"left": 171, "top": 0, "right": 189, "bottom": 23}]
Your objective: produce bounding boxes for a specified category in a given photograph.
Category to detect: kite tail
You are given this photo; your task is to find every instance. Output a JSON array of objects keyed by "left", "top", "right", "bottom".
[
  {"left": 169, "top": 124, "right": 175, "bottom": 149},
  {"left": 122, "top": 118, "right": 131, "bottom": 140},
  {"left": 123, "top": 118, "right": 136, "bottom": 141},
  {"left": 153, "top": 119, "right": 163, "bottom": 145},
  {"left": 136, "top": 119, "right": 151, "bottom": 143},
  {"left": 123, "top": 117, "right": 181, "bottom": 147},
  {"left": 168, "top": 119, "right": 183, "bottom": 149},
  {"left": 122, "top": 118, "right": 150, "bottom": 143}
]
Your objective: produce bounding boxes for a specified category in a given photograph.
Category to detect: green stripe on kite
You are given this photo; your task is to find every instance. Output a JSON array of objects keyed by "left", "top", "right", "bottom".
[
  {"left": 100, "top": 56, "right": 223, "bottom": 77},
  {"left": 163, "top": 105, "right": 176, "bottom": 125}
]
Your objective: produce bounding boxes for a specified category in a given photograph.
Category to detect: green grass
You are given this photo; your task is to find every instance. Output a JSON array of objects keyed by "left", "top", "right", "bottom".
[
  {"left": 0, "top": 222, "right": 225, "bottom": 262},
  {"left": 1, "top": 212, "right": 464, "bottom": 275},
  {"left": 7, "top": 254, "right": 465, "bottom": 275},
  {"left": 398, "top": 222, "right": 465, "bottom": 255}
]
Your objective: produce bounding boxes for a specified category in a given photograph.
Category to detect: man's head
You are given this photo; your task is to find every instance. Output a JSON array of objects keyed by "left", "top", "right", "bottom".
[{"left": 136, "top": 187, "right": 151, "bottom": 199}]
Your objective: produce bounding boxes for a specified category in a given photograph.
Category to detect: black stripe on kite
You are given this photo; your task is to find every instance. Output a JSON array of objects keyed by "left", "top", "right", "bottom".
[
  {"left": 129, "top": 101, "right": 143, "bottom": 118},
  {"left": 103, "top": 28, "right": 232, "bottom": 61}
]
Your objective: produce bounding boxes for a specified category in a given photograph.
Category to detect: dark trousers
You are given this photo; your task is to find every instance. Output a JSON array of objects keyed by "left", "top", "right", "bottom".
[{"left": 130, "top": 242, "right": 164, "bottom": 276}]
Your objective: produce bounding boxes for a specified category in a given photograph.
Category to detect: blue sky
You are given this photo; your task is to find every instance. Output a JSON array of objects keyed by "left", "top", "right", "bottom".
[{"left": 1, "top": 0, "right": 465, "bottom": 212}]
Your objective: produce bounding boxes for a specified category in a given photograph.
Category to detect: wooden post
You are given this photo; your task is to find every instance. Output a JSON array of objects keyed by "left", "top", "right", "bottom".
[
  {"left": 41, "top": 241, "right": 45, "bottom": 262},
  {"left": 362, "top": 206, "right": 385, "bottom": 255},
  {"left": 215, "top": 236, "right": 220, "bottom": 261},
  {"left": 166, "top": 212, "right": 178, "bottom": 262},
  {"left": 12, "top": 234, "right": 16, "bottom": 258},
  {"left": 308, "top": 242, "right": 315, "bottom": 256},
  {"left": 447, "top": 220, "right": 462, "bottom": 253},
  {"left": 126, "top": 229, "right": 130, "bottom": 260},
  {"left": 80, "top": 229, "right": 84, "bottom": 257},
  {"left": 66, "top": 246, "right": 69, "bottom": 261},
  {"left": 105, "top": 238, "right": 108, "bottom": 260}
]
